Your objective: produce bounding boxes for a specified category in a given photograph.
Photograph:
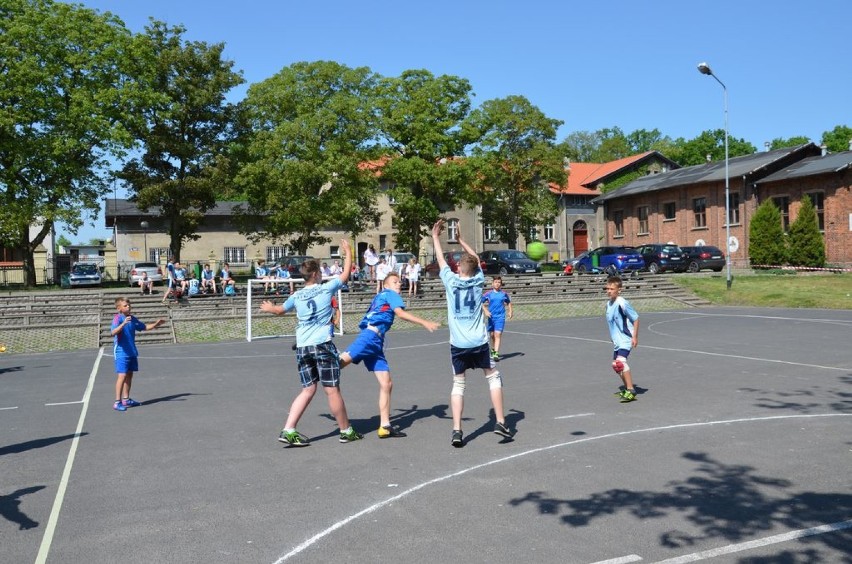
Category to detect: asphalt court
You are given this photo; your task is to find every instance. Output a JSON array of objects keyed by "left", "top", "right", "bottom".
[{"left": 2, "top": 306, "right": 851, "bottom": 563}]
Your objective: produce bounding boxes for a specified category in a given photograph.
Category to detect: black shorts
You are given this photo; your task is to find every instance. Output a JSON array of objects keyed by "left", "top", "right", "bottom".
[{"left": 450, "top": 343, "right": 491, "bottom": 375}]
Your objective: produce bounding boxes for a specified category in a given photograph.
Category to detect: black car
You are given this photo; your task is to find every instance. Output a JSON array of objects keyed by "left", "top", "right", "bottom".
[
  {"left": 680, "top": 245, "right": 726, "bottom": 272},
  {"left": 480, "top": 250, "right": 541, "bottom": 275},
  {"left": 635, "top": 243, "right": 689, "bottom": 274},
  {"left": 278, "top": 256, "right": 315, "bottom": 278}
]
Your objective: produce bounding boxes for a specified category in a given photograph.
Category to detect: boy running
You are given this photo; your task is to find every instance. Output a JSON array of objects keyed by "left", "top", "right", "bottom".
[
  {"left": 432, "top": 219, "right": 513, "bottom": 448},
  {"left": 605, "top": 275, "right": 640, "bottom": 403},
  {"left": 259, "top": 239, "right": 362, "bottom": 446},
  {"left": 340, "top": 272, "right": 440, "bottom": 438},
  {"left": 483, "top": 276, "right": 512, "bottom": 361}
]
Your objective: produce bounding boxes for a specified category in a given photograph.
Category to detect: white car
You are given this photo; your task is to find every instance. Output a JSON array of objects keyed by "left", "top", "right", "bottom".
[
  {"left": 127, "top": 262, "right": 164, "bottom": 286},
  {"left": 69, "top": 263, "right": 102, "bottom": 287}
]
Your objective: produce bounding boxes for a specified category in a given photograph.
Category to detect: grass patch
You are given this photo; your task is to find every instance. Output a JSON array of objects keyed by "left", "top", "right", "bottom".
[{"left": 673, "top": 272, "right": 852, "bottom": 309}]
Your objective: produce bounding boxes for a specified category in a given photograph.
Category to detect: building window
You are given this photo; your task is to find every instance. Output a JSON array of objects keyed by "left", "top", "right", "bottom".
[
  {"left": 150, "top": 247, "right": 171, "bottom": 263},
  {"left": 637, "top": 206, "right": 649, "bottom": 234},
  {"left": 484, "top": 225, "right": 499, "bottom": 242},
  {"left": 613, "top": 210, "right": 624, "bottom": 237},
  {"left": 726, "top": 192, "right": 740, "bottom": 225},
  {"left": 330, "top": 245, "right": 340, "bottom": 257},
  {"left": 528, "top": 227, "right": 539, "bottom": 242},
  {"left": 379, "top": 235, "right": 386, "bottom": 250},
  {"left": 544, "top": 224, "right": 555, "bottom": 241},
  {"left": 224, "top": 247, "right": 246, "bottom": 265},
  {"left": 663, "top": 202, "right": 676, "bottom": 220},
  {"left": 266, "top": 246, "right": 287, "bottom": 263},
  {"left": 806, "top": 192, "right": 825, "bottom": 230},
  {"left": 693, "top": 197, "right": 707, "bottom": 228},
  {"left": 447, "top": 219, "right": 459, "bottom": 242},
  {"left": 773, "top": 196, "right": 790, "bottom": 231}
]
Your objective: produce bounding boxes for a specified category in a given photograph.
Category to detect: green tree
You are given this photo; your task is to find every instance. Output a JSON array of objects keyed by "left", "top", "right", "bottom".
[
  {"left": 235, "top": 61, "right": 381, "bottom": 253},
  {"left": 769, "top": 136, "right": 811, "bottom": 150},
  {"left": 0, "top": 0, "right": 140, "bottom": 286},
  {"left": 786, "top": 196, "right": 825, "bottom": 267},
  {"left": 672, "top": 130, "right": 756, "bottom": 166},
  {"left": 748, "top": 199, "right": 787, "bottom": 267},
  {"left": 821, "top": 125, "right": 852, "bottom": 153},
  {"left": 119, "top": 21, "right": 244, "bottom": 263},
  {"left": 374, "top": 69, "right": 476, "bottom": 255},
  {"left": 463, "top": 96, "right": 566, "bottom": 249},
  {"left": 558, "top": 130, "right": 601, "bottom": 162},
  {"left": 55, "top": 234, "right": 72, "bottom": 254}
]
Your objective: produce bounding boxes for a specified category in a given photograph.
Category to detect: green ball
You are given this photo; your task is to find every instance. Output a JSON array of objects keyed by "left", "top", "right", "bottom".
[{"left": 526, "top": 241, "right": 547, "bottom": 261}]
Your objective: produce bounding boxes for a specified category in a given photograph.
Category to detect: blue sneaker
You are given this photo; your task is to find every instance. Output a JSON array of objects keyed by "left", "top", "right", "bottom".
[
  {"left": 122, "top": 398, "right": 141, "bottom": 407},
  {"left": 113, "top": 401, "right": 126, "bottom": 412}
]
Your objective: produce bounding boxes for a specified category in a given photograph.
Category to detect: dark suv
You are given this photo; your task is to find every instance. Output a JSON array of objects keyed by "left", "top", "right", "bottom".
[
  {"left": 680, "top": 245, "right": 725, "bottom": 272},
  {"left": 636, "top": 244, "right": 688, "bottom": 274},
  {"left": 574, "top": 246, "right": 644, "bottom": 274}
]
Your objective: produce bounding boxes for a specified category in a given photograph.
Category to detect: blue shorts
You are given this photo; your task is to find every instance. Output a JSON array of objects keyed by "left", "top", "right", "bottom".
[
  {"left": 613, "top": 349, "right": 631, "bottom": 360},
  {"left": 450, "top": 343, "right": 491, "bottom": 375},
  {"left": 296, "top": 341, "right": 341, "bottom": 388},
  {"left": 345, "top": 329, "right": 388, "bottom": 372},
  {"left": 115, "top": 356, "right": 139, "bottom": 374},
  {"left": 487, "top": 315, "right": 505, "bottom": 333}
]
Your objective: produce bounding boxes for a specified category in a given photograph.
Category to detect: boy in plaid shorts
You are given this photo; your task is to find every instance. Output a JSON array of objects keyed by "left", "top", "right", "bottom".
[{"left": 260, "top": 239, "right": 362, "bottom": 447}]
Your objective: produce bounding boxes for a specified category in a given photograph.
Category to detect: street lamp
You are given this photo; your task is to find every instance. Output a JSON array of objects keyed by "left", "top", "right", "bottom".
[
  {"left": 140, "top": 221, "right": 149, "bottom": 262},
  {"left": 697, "top": 62, "right": 732, "bottom": 289}
]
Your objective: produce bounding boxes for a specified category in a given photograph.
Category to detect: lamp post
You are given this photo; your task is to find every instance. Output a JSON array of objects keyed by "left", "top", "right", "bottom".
[
  {"left": 697, "top": 62, "right": 732, "bottom": 289},
  {"left": 140, "top": 221, "right": 149, "bottom": 262}
]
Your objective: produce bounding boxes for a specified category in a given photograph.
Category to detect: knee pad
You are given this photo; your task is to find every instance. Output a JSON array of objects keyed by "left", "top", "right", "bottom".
[
  {"left": 486, "top": 370, "right": 502, "bottom": 390},
  {"left": 612, "top": 358, "right": 629, "bottom": 374},
  {"left": 451, "top": 376, "right": 466, "bottom": 396}
]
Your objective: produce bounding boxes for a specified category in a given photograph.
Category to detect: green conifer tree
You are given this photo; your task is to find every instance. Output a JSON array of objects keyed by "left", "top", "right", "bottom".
[
  {"left": 787, "top": 196, "right": 826, "bottom": 267},
  {"left": 748, "top": 199, "right": 787, "bottom": 267}
]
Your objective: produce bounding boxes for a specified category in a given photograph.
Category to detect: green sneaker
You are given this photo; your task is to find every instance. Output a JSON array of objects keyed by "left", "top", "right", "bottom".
[
  {"left": 614, "top": 387, "right": 627, "bottom": 397},
  {"left": 339, "top": 428, "right": 363, "bottom": 443},
  {"left": 619, "top": 390, "right": 637, "bottom": 403},
  {"left": 491, "top": 350, "right": 499, "bottom": 361},
  {"left": 278, "top": 429, "right": 310, "bottom": 447}
]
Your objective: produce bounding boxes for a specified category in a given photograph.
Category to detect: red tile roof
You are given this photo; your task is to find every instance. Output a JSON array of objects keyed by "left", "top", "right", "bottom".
[{"left": 549, "top": 151, "right": 656, "bottom": 196}]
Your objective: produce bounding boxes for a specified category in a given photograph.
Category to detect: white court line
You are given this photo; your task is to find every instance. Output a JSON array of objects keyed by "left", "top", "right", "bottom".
[
  {"left": 35, "top": 347, "right": 104, "bottom": 564},
  {"left": 45, "top": 401, "right": 83, "bottom": 407},
  {"left": 273, "top": 413, "right": 851, "bottom": 563},
  {"left": 652, "top": 518, "right": 852, "bottom": 563},
  {"left": 0, "top": 406, "right": 19, "bottom": 411},
  {"left": 592, "top": 555, "right": 642, "bottom": 564},
  {"left": 508, "top": 330, "right": 849, "bottom": 372},
  {"left": 555, "top": 412, "right": 595, "bottom": 419}
]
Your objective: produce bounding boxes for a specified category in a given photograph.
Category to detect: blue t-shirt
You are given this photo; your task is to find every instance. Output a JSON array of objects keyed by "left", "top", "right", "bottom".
[
  {"left": 255, "top": 266, "right": 268, "bottom": 278},
  {"left": 188, "top": 279, "right": 200, "bottom": 295},
  {"left": 174, "top": 267, "right": 187, "bottom": 281},
  {"left": 202, "top": 268, "right": 214, "bottom": 281},
  {"left": 272, "top": 266, "right": 289, "bottom": 279},
  {"left": 482, "top": 289, "right": 510, "bottom": 319},
  {"left": 284, "top": 278, "right": 342, "bottom": 347},
  {"left": 439, "top": 265, "right": 487, "bottom": 349},
  {"left": 605, "top": 296, "right": 639, "bottom": 352},
  {"left": 112, "top": 313, "right": 146, "bottom": 358},
  {"left": 358, "top": 289, "right": 405, "bottom": 337}
]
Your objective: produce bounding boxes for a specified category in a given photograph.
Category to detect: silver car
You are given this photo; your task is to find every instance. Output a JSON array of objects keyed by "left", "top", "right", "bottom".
[
  {"left": 127, "top": 262, "right": 164, "bottom": 286},
  {"left": 69, "top": 263, "right": 102, "bottom": 287}
]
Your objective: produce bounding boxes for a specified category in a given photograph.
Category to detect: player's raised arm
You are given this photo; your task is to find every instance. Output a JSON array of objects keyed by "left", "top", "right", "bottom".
[
  {"left": 432, "top": 219, "right": 448, "bottom": 270},
  {"left": 338, "top": 238, "right": 352, "bottom": 285},
  {"left": 456, "top": 221, "right": 480, "bottom": 263}
]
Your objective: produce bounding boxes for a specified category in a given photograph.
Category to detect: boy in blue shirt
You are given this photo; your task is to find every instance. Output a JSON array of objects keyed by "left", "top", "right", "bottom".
[
  {"left": 340, "top": 271, "right": 439, "bottom": 438},
  {"left": 259, "top": 239, "right": 361, "bottom": 447},
  {"left": 605, "top": 275, "right": 640, "bottom": 403},
  {"left": 432, "top": 219, "right": 512, "bottom": 447},
  {"left": 110, "top": 297, "right": 164, "bottom": 411},
  {"left": 483, "top": 275, "right": 512, "bottom": 361}
]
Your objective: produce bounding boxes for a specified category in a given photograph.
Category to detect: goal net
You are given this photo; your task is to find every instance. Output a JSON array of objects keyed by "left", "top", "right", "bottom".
[{"left": 245, "top": 277, "right": 348, "bottom": 342}]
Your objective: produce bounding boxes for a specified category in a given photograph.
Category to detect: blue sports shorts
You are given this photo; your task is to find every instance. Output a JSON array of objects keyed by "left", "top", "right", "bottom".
[
  {"left": 296, "top": 341, "right": 341, "bottom": 388},
  {"left": 450, "top": 343, "right": 491, "bottom": 375},
  {"left": 345, "top": 329, "right": 388, "bottom": 372},
  {"left": 613, "top": 348, "right": 631, "bottom": 360},
  {"left": 115, "top": 356, "right": 139, "bottom": 374},
  {"left": 487, "top": 315, "right": 505, "bottom": 333}
]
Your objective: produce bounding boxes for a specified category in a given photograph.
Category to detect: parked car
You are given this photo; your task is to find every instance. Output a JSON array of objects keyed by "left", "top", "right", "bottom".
[
  {"left": 278, "top": 256, "right": 315, "bottom": 278},
  {"left": 574, "top": 246, "right": 644, "bottom": 274},
  {"left": 635, "top": 243, "right": 689, "bottom": 274},
  {"left": 424, "top": 251, "right": 486, "bottom": 277},
  {"left": 69, "top": 262, "right": 102, "bottom": 287},
  {"left": 127, "top": 262, "right": 164, "bottom": 287},
  {"left": 562, "top": 252, "right": 589, "bottom": 275},
  {"left": 680, "top": 245, "right": 726, "bottom": 272},
  {"left": 390, "top": 252, "right": 415, "bottom": 275},
  {"left": 480, "top": 250, "right": 541, "bottom": 275}
]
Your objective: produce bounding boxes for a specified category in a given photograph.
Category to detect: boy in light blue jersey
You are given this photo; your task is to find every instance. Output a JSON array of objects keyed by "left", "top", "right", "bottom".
[
  {"left": 110, "top": 297, "right": 164, "bottom": 411},
  {"left": 340, "top": 272, "right": 439, "bottom": 438},
  {"left": 605, "top": 275, "right": 640, "bottom": 403},
  {"left": 260, "top": 239, "right": 362, "bottom": 447},
  {"left": 432, "top": 219, "right": 512, "bottom": 448}
]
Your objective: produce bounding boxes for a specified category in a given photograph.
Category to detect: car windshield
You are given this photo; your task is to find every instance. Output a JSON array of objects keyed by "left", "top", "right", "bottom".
[
  {"left": 135, "top": 262, "right": 157, "bottom": 268},
  {"left": 661, "top": 245, "right": 682, "bottom": 254},
  {"left": 73, "top": 264, "right": 98, "bottom": 275},
  {"left": 500, "top": 251, "right": 528, "bottom": 260}
]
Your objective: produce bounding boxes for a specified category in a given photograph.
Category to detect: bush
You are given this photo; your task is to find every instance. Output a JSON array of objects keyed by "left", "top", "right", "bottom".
[
  {"left": 749, "top": 199, "right": 787, "bottom": 267},
  {"left": 787, "top": 196, "right": 826, "bottom": 268}
]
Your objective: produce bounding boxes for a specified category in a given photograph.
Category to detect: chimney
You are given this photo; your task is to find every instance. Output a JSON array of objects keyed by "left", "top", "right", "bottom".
[
  {"left": 562, "top": 157, "right": 571, "bottom": 171},
  {"left": 705, "top": 154, "right": 712, "bottom": 162},
  {"left": 848, "top": 139, "right": 852, "bottom": 151},
  {"left": 764, "top": 141, "right": 770, "bottom": 152},
  {"left": 820, "top": 144, "right": 828, "bottom": 157}
]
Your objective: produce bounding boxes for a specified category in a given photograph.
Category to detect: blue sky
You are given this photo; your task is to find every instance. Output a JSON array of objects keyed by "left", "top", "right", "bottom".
[{"left": 63, "top": 0, "right": 850, "bottom": 243}]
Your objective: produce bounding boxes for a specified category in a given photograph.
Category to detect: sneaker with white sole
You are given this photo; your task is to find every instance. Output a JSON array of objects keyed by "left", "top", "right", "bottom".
[
  {"left": 493, "top": 421, "right": 512, "bottom": 438},
  {"left": 451, "top": 430, "right": 464, "bottom": 448},
  {"left": 339, "top": 428, "right": 363, "bottom": 443},
  {"left": 278, "top": 429, "right": 310, "bottom": 447}
]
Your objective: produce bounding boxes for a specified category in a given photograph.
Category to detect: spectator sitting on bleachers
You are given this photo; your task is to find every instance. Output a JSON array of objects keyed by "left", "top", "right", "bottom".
[
  {"left": 138, "top": 271, "right": 154, "bottom": 295},
  {"left": 174, "top": 262, "right": 189, "bottom": 292},
  {"left": 201, "top": 263, "right": 216, "bottom": 294},
  {"left": 187, "top": 274, "right": 201, "bottom": 297},
  {"left": 271, "top": 262, "right": 294, "bottom": 295},
  {"left": 220, "top": 262, "right": 237, "bottom": 295}
]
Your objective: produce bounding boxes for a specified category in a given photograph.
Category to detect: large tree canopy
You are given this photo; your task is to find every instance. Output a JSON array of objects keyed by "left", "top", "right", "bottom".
[
  {"left": 119, "top": 20, "right": 244, "bottom": 263},
  {"left": 463, "top": 95, "right": 566, "bottom": 249},
  {"left": 235, "top": 61, "right": 381, "bottom": 253},
  {"left": 0, "top": 0, "right": 140, "bottom": 285}
]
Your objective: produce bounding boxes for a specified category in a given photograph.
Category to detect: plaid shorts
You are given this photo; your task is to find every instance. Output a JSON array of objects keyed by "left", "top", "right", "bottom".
[{"left": 296, "top": 341, "right": 341, "bottom": 388}]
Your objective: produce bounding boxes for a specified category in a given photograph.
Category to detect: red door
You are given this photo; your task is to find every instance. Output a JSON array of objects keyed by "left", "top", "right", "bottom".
[{"left": 572, "top": 221, "right": 588, "bottom": 254}]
